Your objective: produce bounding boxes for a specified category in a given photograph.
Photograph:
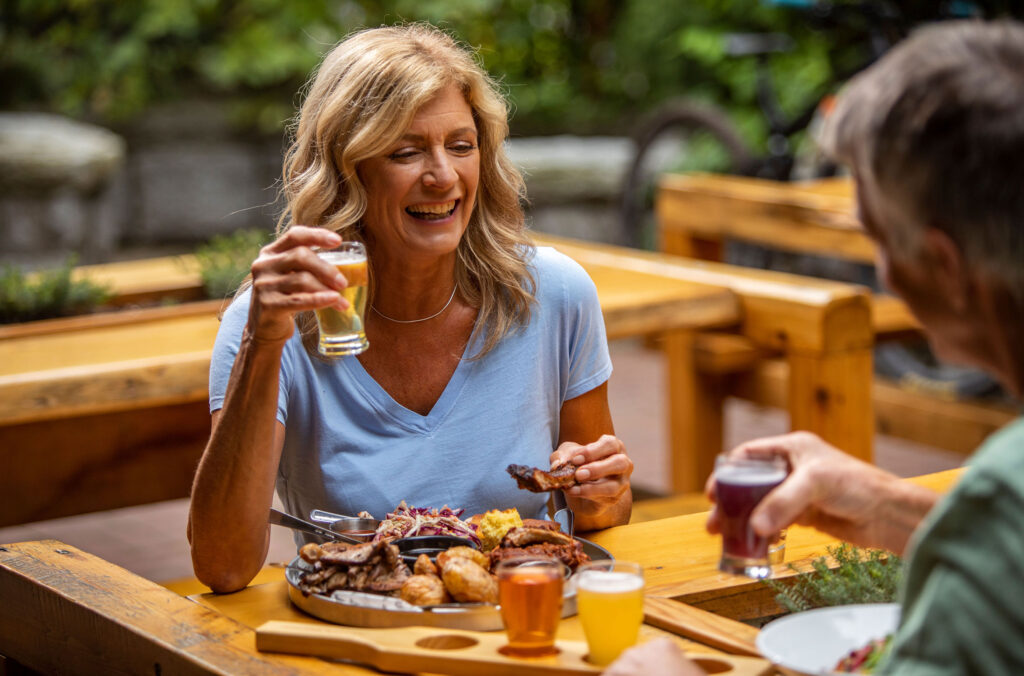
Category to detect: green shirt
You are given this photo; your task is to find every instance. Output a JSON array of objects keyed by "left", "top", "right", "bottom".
[{"left": 881, "top": 416, "right": 1024, "bottom": 675}]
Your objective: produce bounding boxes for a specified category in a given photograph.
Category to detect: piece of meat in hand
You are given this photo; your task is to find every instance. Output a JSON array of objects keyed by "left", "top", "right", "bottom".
[{"left": 506, "top": 459, "right": 579, "bottom": 492}]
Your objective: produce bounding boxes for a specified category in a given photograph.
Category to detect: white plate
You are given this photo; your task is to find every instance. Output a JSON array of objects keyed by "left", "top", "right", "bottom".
[{"left": 756, "top": 603, "right": 900, "bottom": 675}]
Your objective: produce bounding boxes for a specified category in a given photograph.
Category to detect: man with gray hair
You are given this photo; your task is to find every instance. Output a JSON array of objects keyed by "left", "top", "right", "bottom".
[{"left": 607, "top": 19, "right": 1024, "bottom": 676}]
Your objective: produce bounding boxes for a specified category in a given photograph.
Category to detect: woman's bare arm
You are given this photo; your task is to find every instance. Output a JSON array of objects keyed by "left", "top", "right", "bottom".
[
  {"left": 187, "top": 226, "right": 347, "bottom": 592},
  {"left": 553, "top": 382, "right": 633, "bottom": 530}
]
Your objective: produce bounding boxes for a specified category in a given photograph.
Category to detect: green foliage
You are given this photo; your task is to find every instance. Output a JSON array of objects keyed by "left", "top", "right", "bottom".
[
  {"left": 0, "top": 0, "right": 849, "bottom": 138},
  {"left": 768, "top": 543, "right": 903, "bottom": 614},
  {"left": 0, "top": 256, "right": 113, "bottom": 324},
  {"left": 194, "top": 228, "right": 270, "bottom": 299},
  {"left": 9, "top": 1, "right": 1013, "bottom": 138}
]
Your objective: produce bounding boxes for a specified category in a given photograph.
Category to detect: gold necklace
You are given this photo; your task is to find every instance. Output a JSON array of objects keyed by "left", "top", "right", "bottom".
[{"left": 370, "top": 284, "right": 458, "bottom": 324}]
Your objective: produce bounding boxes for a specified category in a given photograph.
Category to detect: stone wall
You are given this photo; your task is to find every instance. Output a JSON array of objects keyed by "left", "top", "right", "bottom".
[{"left": 0, "top": 107, "right": 632, "bottom": 266}]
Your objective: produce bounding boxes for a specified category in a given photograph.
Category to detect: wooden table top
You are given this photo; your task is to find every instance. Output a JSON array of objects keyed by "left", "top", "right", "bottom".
[{"left": 0, "top": 469, "right": 960, "bottom": 674}]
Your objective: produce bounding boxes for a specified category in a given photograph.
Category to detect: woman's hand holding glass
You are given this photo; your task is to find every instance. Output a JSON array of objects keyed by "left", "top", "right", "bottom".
[{"left": 246, "top": 226, "right": 354, "bottom": 345}]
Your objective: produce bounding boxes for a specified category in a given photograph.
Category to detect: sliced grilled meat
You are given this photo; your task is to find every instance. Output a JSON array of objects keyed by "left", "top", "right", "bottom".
[
  {"left": 488, "top": 541, "right": 591, "bottom": 571},
  {"left": 506, "top": 461, "right": 579, "bottom": 492},
  {"left": 521, "top": 518, "right": 561, "bottom": 531},
  {"left": 319, "top": 539, "right": 385, "bottom": 566},
  {"left": 502, "top": 526, "right": 574, "bottom": 548}
]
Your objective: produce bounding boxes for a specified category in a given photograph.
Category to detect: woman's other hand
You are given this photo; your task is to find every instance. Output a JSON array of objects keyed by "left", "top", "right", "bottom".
[
  {"left": 602, "top": 638, "right": 705, "bottom": 676},
  {"left": 705, "top": 432, "right": 938, "bottom": 555},
  {"left": 247, "top": 226, "right": 351, "bottom": 345}
]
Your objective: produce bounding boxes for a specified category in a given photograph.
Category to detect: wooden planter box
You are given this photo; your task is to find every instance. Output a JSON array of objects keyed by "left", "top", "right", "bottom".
[{"left": 0, "top": 256, "right": 219, "bottom": 526}]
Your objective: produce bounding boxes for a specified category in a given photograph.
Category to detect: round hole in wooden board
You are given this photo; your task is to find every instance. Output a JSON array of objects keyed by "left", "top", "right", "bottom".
[
  {"left": 692, "top": 657, "right": 734, "bottom": 674},
  {"left": 414, "top": 634, "right": 479, "bottom": 650}
]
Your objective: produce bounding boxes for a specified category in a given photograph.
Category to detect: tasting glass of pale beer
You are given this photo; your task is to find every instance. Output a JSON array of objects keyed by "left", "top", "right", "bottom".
[
  {"left": 314, "top": 242, "right": 369, "bottom": 357},
  {"left": 572, "top": 560, "right": 644, "bottom": 665},
  {"left": 496, "top": 558, "right": 564, "bottom": 657},
  {"left": 714, "top": 454, "right": 788, "bottom": 579}
]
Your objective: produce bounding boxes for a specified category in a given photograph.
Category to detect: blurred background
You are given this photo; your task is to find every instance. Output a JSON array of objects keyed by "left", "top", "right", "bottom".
[{"left": 11, "top": 0, "right": 1019, "bottom": 266}]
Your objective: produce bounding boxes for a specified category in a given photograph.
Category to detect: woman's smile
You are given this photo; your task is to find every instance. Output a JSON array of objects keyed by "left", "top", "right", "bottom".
[{"left": 406, "top": 199, "right": 460, "bottom": 222}]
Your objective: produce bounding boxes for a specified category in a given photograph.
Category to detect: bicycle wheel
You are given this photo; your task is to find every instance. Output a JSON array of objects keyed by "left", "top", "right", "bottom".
[
  {"left": 874, "top": 338, "right": 1004, "bottom": 401},
  {"left": 620, "top": 99, "right": 754, "bottom": 248}
]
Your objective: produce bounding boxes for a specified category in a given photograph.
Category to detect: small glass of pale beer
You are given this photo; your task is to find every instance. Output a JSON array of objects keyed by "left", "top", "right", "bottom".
[
  {"left": 314, "top": 242, "right": 369, "bottom": 357},
  {"left": 573, "top": 560, "right": 644, "bottom": 665},
  {"left": 714, "top": 454, "right": 788, "bottom": 579},
  {"left": 496, "top": 558, "right": 564, "bottom": 657}
]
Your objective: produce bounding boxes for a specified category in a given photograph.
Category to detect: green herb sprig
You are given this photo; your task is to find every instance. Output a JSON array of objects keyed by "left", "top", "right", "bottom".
[{"left": 768, "top": 543, "right": 903, "bottom": 613}]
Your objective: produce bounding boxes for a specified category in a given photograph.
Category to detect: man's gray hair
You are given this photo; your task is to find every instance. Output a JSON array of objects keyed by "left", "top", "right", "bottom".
[{"left": 821, "top": 20, "right": 1024, "bottom": 302}]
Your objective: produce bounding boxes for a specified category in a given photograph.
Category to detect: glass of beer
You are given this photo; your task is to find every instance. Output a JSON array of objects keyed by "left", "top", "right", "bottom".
[
  {"left": 714, "top": 454, "right": 788, "bottom": 579},
  {"left": 573, "top": 560, "right": 644, "bottom": 666},
  {"left": 314, "top": 241, "right": 369, "bottom": 357},
  {"left": 496, "top": 557, "right": 564, "bottom": 657}
]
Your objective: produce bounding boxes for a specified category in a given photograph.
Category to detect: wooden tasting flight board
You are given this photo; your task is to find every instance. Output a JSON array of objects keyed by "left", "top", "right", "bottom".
[{"left": 255, "top": 620, "right": 772, "bottom": 676}]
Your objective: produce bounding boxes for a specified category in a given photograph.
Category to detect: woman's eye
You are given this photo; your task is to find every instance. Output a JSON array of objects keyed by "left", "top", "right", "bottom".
[
  {"left": 389, "top": 149, "right": 419, "bottom": 160},
  {"left": 450, "top": 142, "right": 477, "bottom": 154}
]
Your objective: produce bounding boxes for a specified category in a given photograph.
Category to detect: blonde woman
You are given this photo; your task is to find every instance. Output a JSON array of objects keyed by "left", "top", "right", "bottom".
[{"left": 188, "top": 24, "right": 632, "bottom": 593}]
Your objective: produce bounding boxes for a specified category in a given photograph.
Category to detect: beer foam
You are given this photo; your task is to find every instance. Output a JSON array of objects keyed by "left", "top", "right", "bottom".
[
  {"left": 318, "top": 250, "right": 366, "bottom": 264},
  {"left": 576, "top": 570, "right": 644, "bottom": 593},
  {"left": 715, "top": 465, "right": 787, "bottom": 486}
]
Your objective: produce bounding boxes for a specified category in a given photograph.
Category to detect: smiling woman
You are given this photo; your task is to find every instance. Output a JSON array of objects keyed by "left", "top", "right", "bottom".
[{"left": 186, "top": 23, "right": 633, "bottom": 593}]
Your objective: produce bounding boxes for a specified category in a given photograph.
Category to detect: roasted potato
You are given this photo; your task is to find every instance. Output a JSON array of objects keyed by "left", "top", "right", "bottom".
[
  {"left": 400, "top": 574, "right": 451, "bottom": 607},
  {"left": 414, "top": 553, "right": 439, "bottom": 577},
  {"left": 436, "top": 545, "right": 489, "bottom": 571},
  {"left": 440, "top": 557, "right": 498, "bottom": 604}
]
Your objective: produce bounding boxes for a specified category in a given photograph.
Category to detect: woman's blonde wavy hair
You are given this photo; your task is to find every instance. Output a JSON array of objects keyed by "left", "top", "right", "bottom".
[{"left": 278, "top": 23, "right": 535, "bottom": 358}]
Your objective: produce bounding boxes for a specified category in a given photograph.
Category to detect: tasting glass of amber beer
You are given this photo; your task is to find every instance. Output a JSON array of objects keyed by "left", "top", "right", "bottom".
[
  {"left": 496, "top": 558, "right": 564, "bottom": 657},
  {"left": 714, "top": 454, "right": 788, "bottom": 579},
  {"left": 572, "top": 560, "right": 644, "bottom": 666},
  {"left": 314, "top": 242, "right": 369, "bottom": 356}
]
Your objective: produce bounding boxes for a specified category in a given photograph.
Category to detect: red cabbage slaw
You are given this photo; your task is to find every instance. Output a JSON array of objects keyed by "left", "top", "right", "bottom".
[{"left": 372, "top": 501, "right": 481, "bottom": 546}]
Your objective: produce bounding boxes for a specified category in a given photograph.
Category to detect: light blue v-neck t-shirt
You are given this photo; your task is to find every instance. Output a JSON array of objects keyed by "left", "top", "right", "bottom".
[{"left": 209, "top": 246, "right": 613, "bottom": 526}]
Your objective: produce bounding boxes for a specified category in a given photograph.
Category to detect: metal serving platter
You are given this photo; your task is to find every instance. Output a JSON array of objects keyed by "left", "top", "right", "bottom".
[{"left": 286, "top": 537, "right": 613, "bottom": 631}]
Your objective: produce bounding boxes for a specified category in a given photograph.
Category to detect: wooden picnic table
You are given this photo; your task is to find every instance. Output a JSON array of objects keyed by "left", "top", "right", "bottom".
[
  {"left": 0, "top": 469, "right": 960, "bottom": 674},
  {"left": 655, "top": 172, "right": 1019, "bottom": 456}
]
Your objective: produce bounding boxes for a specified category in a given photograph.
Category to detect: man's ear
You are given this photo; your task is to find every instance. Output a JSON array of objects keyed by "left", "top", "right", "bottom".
[{"left": 921, "top": 228, "right": 971, "bottom": 312}]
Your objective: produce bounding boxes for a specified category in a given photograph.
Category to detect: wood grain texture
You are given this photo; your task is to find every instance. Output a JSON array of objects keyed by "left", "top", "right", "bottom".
[
  {"left": 0, "top": 401, "right": 209, "bottom": 526},
  {"left": 253, "top": 620, "right": 773, "bottom": 676},
  {"left": 735, "top": 359, "right": 1016, "bottom": 456},
  {"left": 643, "top": 596, "right": 760, "bottom": 656},
  {"left": 656, "top": 173, "right": 872, "bottom": 262},
  {"left": 0, "top": 540, "right": 343, "bottom": 675}
]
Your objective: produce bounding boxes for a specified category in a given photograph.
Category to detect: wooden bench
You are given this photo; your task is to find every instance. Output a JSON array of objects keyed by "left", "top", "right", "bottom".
[{"left": 656, "top": 172, "right": 1018, "bottom": 456}]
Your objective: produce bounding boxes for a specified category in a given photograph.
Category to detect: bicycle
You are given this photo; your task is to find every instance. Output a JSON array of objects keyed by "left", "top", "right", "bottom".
[{"left": 620, "top": 0, "right": 1011, "bottom": 401}]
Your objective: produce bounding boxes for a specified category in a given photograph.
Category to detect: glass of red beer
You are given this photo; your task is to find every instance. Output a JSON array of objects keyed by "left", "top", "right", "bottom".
[
  {"left": 714, "top": 454, "right": 788, "bottom": 579},
  {"left": 496, "top": 557, "right": 565, "bottom": 657}
]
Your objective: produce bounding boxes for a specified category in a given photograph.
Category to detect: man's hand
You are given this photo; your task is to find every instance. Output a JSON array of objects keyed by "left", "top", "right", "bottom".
[
  {"left": 603, "top": 638, "right": 705, "bottom": 676},
  {"left": 705, "top": 432, "right": 938, "bottom": 555}
]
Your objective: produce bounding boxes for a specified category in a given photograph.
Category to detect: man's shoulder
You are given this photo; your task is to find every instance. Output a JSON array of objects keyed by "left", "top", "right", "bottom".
[{"left": 965, "top": 416, "right": 1024, "bottom": 491}]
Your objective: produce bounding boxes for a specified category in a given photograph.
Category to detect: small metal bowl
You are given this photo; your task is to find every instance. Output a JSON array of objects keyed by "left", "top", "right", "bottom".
[
  {"left": 394, "top": 535, "right": 477, "bottom": 566},
  {"left": 328, "top": 517, "right": 380, "bottom": 542}
]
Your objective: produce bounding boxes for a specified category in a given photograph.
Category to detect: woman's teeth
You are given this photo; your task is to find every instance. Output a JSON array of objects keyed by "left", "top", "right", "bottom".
[{"left": 406, "top": 200, "right": 457, "bottom": 220}]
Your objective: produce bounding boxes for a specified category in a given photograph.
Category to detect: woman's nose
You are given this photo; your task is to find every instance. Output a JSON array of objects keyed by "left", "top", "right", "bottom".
[{"left": 423, "top": 149, "right": 456, "bottom": 188}]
